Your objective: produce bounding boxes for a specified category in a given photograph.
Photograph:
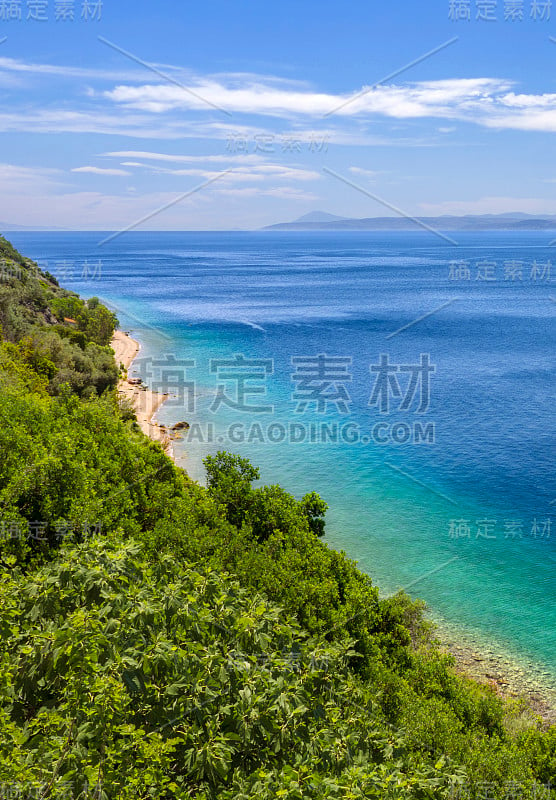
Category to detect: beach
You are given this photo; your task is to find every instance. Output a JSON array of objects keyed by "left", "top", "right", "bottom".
[
  {"left": 111, "top": 331, "right": 554, "bottom": 724},
  {"left": 110, "top": 318, "right": 554, "bottom": 726},
  {"left": 111, "top": 330, "right": 173, "bottom": 456},
  {"left": 111, "top": 328, "right": 554, "bottom": 724}
]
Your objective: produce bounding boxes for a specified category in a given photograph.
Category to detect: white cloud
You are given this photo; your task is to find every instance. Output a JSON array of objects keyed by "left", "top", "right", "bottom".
[
  {"left": 104, "top": 80, "right": 335, "bottom": 115},
  {"left": 102, "top": 76, "right": 506, "bottom": 119},
  {"left": 103, "top": 150, "right": 267, "bottom": 164},
  {"left": 0, "top": 109, "right": 286, "bottom": 141},
  {"left": 99, "top": 74, "right": 556, "bottom": 133},
  {"left": 0, "top": 163, "right": 62, "bottom": 192},
  {"left": 72, "top": 166, "right": 131, "bottom": 176},
  {"left": 112, "top": 157, "right": 320, "bottom": 184},
  {"left": 0, "top": 55, "right": 157, "bottom": 83},
  {"left": 5, "top": 52, "right": 556, "bottom": 134},
  {"left": 0, "top": 108, "right": 426, "bottom": 147},
  {"left": 0, "top": 160, "right": 318, "bottom": 228},
  {"left": 419, "top": 197, "right": 556, "bottom": 215},
  {"left": 478, "top": 109, "right": 556, "bottom": 132}
]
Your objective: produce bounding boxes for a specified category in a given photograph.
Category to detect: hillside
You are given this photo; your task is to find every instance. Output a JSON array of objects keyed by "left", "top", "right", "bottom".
[{"left": 0, "top": 236, "right": 554, "bottom": 798}]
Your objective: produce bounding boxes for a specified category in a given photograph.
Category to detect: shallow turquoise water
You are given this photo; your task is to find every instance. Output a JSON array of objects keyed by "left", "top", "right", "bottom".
[{"left": 10, "top": 230, "right": 555, "bottom": 689}]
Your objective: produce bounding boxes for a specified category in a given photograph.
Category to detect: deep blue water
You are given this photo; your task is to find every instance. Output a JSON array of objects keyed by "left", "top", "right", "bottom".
[{"left": 9, "top": 230, "right": 555, "bottom": 691}]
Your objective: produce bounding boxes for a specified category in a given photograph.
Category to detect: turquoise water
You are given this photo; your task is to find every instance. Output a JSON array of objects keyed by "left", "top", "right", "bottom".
[{"left": 10, "top": 230, "right": 555, "bottom": 691}]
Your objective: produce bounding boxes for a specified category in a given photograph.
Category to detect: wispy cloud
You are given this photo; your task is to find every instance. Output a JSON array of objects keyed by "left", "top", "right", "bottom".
[
  {"left": 98, "top": 36, "right": 232, "bottom": 116},
  {"left": 0, "top": 157, "right": 318, "bottom": 229},
  {"left": 103, "top": 76, "right": 503, "bottom": 118},
  {"left": 72, "top": 166, "right": 131, "bottom": 176},
  {"left": 103, "top": 150, "right": 267, "bottom": 164},
  {"left": 0, "top": 184, "right": 314, "bottom": 230},
  {"left": 101, "top": 74, "right": 556, "bottom": 133},
  {"left": 0, "top": 162, "right": 63, "bottom": 192},
  {"left": 214, "top": 185, "right": 317, "bottom": 200},
  {"left": 0, "top": 55, "right": 148, "bottom": 83},
  {"left": 115, "top": 159, "right": 321, "bottom": 183},
  {"left": 5, "top": 51, "right": 556, "bottom": 134}
]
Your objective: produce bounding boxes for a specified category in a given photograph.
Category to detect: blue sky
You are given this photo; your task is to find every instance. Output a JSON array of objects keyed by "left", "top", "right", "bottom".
[{"left": 1, "top": 0, "right": 556, "bottom": 229}]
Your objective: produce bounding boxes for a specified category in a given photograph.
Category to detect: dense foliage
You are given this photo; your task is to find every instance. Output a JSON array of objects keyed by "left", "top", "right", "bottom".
[
  {"left": 0, "top": 539, "right": 469, "bottom": 799},
  {"left": 0, "top": 236, "right": 554, "bottom": 798},
  {"left": 0, "top": 236, "right": 117, "bottom": 396}
]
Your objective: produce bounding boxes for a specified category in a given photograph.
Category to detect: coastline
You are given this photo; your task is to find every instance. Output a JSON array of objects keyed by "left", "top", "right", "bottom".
[
  {"left": 111, "top": 330, "right": 174, "bottom": 459},
  {"left": 433, "top": 620, "right": 556, "bottom": 726},
  {"left": 110, "top": 330, "right": 554, "bottom": 725}
]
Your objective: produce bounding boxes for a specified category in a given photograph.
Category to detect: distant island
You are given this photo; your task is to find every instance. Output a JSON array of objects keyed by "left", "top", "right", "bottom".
[
  {"left": 264, "top": 211, "right": 556, "bottom": 231},
  {"left": 0, "top": 221, "right": 64, "bottom": 232}
]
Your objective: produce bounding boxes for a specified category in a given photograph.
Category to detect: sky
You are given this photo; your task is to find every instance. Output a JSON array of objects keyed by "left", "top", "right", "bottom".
[{"left": 1, "top": 0, "right": 556, "bottom": 229}]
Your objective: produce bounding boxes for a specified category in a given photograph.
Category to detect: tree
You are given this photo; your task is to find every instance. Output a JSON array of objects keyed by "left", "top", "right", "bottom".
[
  {"left": 204, "top": 451, "right": 259, "bottom": 527},
  {"left": 300, "top": 491, "right": 328, "bottom": 537}
]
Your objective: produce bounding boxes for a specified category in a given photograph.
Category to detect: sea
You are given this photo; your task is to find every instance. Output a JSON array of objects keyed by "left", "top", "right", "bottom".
[{"left": 9, "top": 229, "right": 555, "bottom": 697}]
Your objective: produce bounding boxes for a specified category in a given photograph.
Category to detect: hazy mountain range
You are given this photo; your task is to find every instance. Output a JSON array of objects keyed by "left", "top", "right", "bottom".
[
  {"left": 264, "top": 211, "right": 556, "bottom": 231},
  {"left": 0, "top": 222, "right": 63, "bottom": 232},
  {"left": 3, "top": 212, "right": 556, "bottom": 233}
]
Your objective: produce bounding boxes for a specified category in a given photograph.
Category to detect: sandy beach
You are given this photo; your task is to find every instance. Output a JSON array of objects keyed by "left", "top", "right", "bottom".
[
  {"left": 110, "top": 328, "right": 554, "bottom": 724},
  {"left": 111, "top": 330, "right": 174, "bottom": 457}
]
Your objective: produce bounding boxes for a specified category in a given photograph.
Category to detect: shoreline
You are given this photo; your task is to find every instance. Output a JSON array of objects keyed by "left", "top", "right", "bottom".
[
  {"left": 433, "top": 619, "right": 556, "bottom": 726},
  {"left": 110, "top": 329, "right": 554, "bottom": 724},
  {"left": 111, "top": 330, "right": 174, "bottom": 459}
]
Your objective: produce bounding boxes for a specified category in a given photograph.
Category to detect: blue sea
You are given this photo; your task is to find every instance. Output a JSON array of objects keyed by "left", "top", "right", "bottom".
[{"left": 10, "top": 230, "right": 555, "bottom": 695}]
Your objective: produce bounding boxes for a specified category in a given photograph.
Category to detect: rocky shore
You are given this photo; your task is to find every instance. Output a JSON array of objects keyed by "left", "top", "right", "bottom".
[{"left": 435, "top": 625, "right": 556, "bottom": 726}]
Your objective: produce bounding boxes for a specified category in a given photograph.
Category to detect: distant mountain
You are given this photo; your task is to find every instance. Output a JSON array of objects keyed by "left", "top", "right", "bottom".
[
  {"left": 294, "top": 211, "right": 349, "bottom": 224},
  {"left": 264, "top": 212, "right": 556, "bottom": 231}
]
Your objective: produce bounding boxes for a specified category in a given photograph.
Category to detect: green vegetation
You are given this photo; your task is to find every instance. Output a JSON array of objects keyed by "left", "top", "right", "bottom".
[
  {"left": 0, "top": 236, "right": 118, "bottom": 397},
  {"left": 0, "top": 236, "right": 554, "bottom": 798}
]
